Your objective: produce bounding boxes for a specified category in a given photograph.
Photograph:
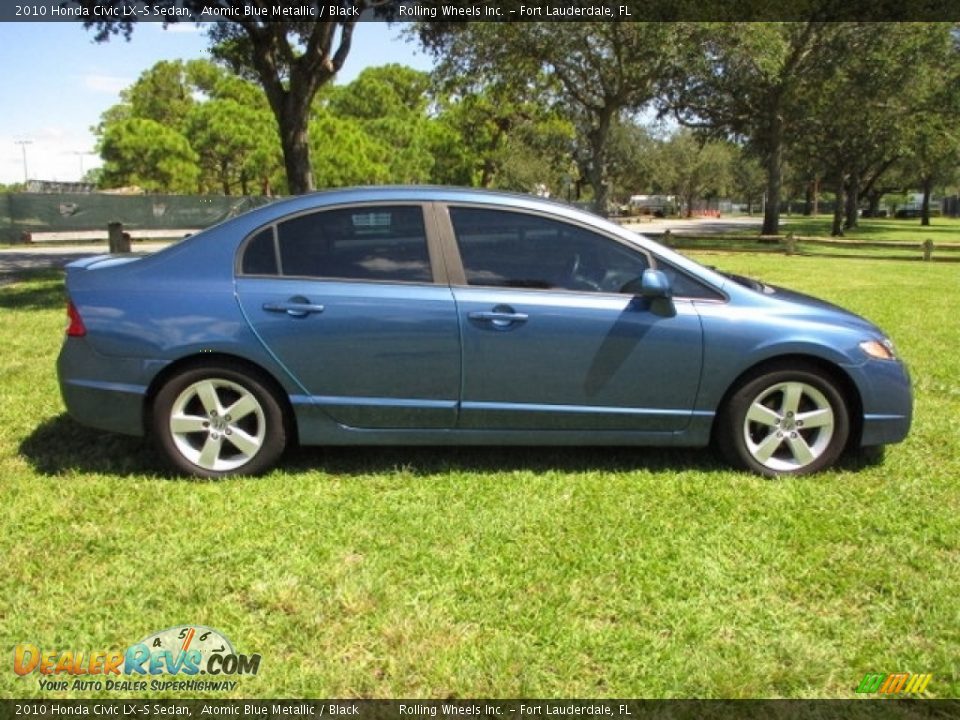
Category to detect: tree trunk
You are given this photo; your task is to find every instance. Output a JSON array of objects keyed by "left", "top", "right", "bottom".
[
  {"left": 812, "top": 176, "right": 819, "bottom": 216},
  {"left": 803, "top": 181, "right": 813, "bottom": 216},
  {"left": 920, "top": 176, "right": 933, "bottom": 226},
  {"left": 761, "top": 124, "right": 783, "bottom": 235},
  {"left": 588, "top": 109, "right": 614, "bottom": 216},
  {"left": 221, "top": 160, "right": 231, "bottom": 196},
  {"left": 831, "top": 173, "right": 846, "bottom": 237},
  {"left": 864, "top": 190, "right": 881, "bottom": 218},
  {"left": 844, "top": 171, "right": 859, "bottom": 229},
  {"left": 254, "top": 68, "right": 315, "bottom": 196},
  {"left": 280, "top": 118, "right": 313, "bottom": 195},
  {"left": 479, "top": 123, "right": 508, "bottom": 188}
]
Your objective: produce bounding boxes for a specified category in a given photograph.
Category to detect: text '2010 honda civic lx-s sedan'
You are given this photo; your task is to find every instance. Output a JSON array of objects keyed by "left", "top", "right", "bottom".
[{"left": 57, "top": 187, "right": 912, "bottom": 478}]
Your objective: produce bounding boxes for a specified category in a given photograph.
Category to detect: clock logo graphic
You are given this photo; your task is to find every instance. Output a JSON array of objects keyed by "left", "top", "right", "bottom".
[
  {"left": 126, "top": 625, "right": 260, "bottom": 676},
  {"left": 139, "top": 625, "right": 235, "bottom": 662}
]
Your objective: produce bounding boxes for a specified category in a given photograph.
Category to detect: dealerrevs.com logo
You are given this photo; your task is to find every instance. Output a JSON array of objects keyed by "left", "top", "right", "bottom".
[{"left": 14, "top": 626, "right": 261, "bottom": 693}]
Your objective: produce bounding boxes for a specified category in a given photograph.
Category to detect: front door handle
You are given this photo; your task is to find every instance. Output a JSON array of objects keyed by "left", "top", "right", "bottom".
[
  {"left": 263, "top": 298, "right": 325, "bottom": 318},
  {"left": 468, "top": 305, "right": 528, "bottom": 329}
]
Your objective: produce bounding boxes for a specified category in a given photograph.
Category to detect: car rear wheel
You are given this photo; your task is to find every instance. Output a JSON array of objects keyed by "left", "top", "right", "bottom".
[
  {"left": 153, "top": 364, "right": 287, "bottom": 478},
  {"left": 718, "top": 366, "right": 850, "bottom": 476}
]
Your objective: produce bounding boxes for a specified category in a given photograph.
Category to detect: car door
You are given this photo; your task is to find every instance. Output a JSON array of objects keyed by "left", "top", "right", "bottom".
[
  {"left": 235, "top": 203, "right": 461, "bottom": 429},
  {"left": 442, "top": 205, "right": 704, "bottom": 433}
]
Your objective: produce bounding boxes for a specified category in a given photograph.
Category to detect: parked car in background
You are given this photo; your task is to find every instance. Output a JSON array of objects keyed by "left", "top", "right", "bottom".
[{"left": 57, "top": 187, "right": 912, "bottom": 478}]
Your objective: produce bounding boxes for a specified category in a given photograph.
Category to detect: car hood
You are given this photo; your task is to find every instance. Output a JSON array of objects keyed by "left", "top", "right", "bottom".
[{"left": 764, "top": 283, "right": 882, "bottom": 335}]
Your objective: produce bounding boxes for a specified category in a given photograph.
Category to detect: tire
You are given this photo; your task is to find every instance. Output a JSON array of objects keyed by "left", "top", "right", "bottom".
[
  {"left": 717, "top": 365, "right": 850, "bottom": 477},
  {"left": 152, "top": 363, "right": 287, "bottom": 478}
]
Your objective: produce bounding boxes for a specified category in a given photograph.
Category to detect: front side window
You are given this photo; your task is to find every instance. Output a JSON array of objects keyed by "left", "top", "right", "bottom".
[
  {"left": 272, "top": 205, "right": 432, "bottom": 283},
  {"left": 449, "top": 207, "right": 648, "bottom": 293},
  {"left": 654, "top": 260, "right": 725, "bottom": 301}
]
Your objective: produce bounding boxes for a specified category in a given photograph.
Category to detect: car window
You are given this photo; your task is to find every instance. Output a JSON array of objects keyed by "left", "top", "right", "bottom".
[
  {"left": 241, "top": 228, "right": 278, "bottom": 275},
  {"left": 274, "top": 205, "right": 432, "bottom": 283},
  {"left": 449, "top": 207, "right": 648, "bottom": 293},
  {"left": 654, "top": 259, "right": 725, "bottom": 300}
]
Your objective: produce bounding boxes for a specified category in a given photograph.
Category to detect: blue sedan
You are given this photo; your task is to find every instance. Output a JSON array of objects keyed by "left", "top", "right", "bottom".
[{"left": 57, "top": 187, "right": 912, "bottom": 478}]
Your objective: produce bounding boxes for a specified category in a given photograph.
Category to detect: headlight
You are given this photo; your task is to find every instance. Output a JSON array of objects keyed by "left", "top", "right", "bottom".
[{"left": 860, "top": 338, "right": 896, "bottom": 360}]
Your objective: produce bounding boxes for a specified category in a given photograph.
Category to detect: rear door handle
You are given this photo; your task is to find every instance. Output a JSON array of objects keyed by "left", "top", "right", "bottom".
[{"left": 262, "top": 300, "right": 325, "bottom": 318}]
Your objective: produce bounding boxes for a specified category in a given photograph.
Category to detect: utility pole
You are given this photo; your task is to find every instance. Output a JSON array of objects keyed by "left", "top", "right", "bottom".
[
  {"left": 15, "top": 140, "right": 32, "bottom": 184},
  {"left": 72, "top": 150, "right": 93, "bottom": 179}
]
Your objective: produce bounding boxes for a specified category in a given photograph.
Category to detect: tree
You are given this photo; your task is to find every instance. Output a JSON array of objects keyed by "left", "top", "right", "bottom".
[
  {"left": 308, "top": 110, "right": 392, "bottom": 187},
  {"left": 901, "top": 29, "right": 960, "bottom": 226},
  {"left": 185, "top": 99, "right": 279, "bottom": 194},
  {"left": 788, "top": 23, "right": 955, "bottom": 235},
  {"left": 604, "top": 120, "right": 660, "bottom": 205},
  {"left": 328, "top": 64, "right": 432, "bottom": 120},
  {"left": 78, "top": 2, "right": 369, "bottom": 194},
  {"left": 124, "top": 60, "right": 195, "bottom": 129},
  {"left": 429, "top": 78, "right": 574, "bottom": 191},
  {"left": 730, "top": 150, "right": 767, "bottom": 215},
  {"left": 652, "top": 131, "right": 733, "bottom": 217},
  {"left": 94, "top": 58, "right": 282, "bottom": 195},
  {"left": 907, "top": 118, "right": 960, "bottom": 226},
  {"left": 420, "top": 23, "right": 686, "bottom": 214},
  {"left": 668, "top": 22, "right": 851, "bottom": 235},
  {"left": 327, "top": 65, "right": 439, "bottom": 184},
  {"left": 98, "top": 118, "right": 199, "bottom": 192}
]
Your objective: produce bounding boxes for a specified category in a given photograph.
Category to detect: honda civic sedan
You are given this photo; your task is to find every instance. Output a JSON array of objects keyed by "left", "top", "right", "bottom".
[{"left": 57, "top": 187, "right": 912, "bottom": 478}]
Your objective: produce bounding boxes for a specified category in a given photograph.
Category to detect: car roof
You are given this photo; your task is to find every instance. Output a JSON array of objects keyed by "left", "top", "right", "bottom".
[{"left": 254, "top": 185, "right": 592, "bottom": 219}]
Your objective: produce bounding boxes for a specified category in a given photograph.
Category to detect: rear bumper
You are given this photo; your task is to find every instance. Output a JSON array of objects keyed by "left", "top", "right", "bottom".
[{"left": 57, "top": 338, "right": 149, "bottom": 437}]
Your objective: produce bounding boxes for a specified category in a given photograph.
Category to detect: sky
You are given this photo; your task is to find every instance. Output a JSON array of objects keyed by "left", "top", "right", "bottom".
[{"left": 0, "top": 21, "right": 435, "bottom": 184}]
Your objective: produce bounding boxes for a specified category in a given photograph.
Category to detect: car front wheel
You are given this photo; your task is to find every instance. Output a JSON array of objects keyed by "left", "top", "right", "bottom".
[
  {"left": 152, "top": 364, "right": 287, "bottom": 478},
  {"left": 719, "top": 366, "right": 850, "bottom": 476}
]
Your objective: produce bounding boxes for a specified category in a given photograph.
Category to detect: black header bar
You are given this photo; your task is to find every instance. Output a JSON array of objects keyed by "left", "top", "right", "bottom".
[{"left": 4, "top": 0, "right": 960, "bottom": 23}]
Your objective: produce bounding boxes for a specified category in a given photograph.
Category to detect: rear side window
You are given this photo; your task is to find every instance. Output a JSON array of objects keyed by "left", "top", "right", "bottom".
[
  {"left": 241, "top": 228, "right": 278, "bottom": 275},
  {"left": 275, "top": 205, "right": 432, "bottom": 283}
]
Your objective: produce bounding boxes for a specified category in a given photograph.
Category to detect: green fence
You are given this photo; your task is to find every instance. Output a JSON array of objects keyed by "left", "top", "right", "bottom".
[{"left": 0, "top": 193, "right": 277, "bottom": 243}]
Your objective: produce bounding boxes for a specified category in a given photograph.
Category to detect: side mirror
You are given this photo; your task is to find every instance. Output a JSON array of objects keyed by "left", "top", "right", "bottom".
[{"left": 638, "top": 269, "right": 672, "bottom": 298}]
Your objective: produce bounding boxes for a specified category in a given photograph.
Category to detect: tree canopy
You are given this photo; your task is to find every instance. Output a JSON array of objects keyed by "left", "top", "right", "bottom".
[
  {"left": 78, "top": 2, "right": 369, "bottom": 194},
  {"left": 82, "top": 18, "right": 960, "bottom": 230}
]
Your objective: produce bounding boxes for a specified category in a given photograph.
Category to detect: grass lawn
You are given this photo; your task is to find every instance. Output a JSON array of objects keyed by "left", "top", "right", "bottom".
[
  {"left": 780, "top": 215, "right": 960, "bottom": 243},
  {"left": 1, "top": 257, "right": 958, "bottom": 699},
  {"left": 650, "top": 216, "right": 960, "bottom": 262}
]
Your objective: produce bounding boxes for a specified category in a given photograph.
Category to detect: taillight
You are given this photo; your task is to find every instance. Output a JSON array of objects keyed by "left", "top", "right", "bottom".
[{"left": 66, "top": 300, "right": 86, "bottom": 337}]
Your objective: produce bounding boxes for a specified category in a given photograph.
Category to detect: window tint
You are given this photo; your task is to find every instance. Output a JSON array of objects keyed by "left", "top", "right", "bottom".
[
  {"left": 276, "top": 205, "right": 432, "bottom": 283},
  {"left": 449, "top": 207, "right": 648, "bottom": 293},
  {"left": 655, "top": 259, "right": 725, "bottom": 300},
  {"left": 241, "top": 228, "right": 278, "bottom": 275}
]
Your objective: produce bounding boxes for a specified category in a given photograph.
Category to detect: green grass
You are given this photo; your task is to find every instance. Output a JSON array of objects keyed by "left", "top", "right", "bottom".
[
  {"left": 780, "top": 215, "right": 960, "bottom": 243},
  {"left": 1, "top": 259, "right": 958, "bottom": 699},
  {"left": 654, "top": 215, "right": 960, "bottom": 261}
]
